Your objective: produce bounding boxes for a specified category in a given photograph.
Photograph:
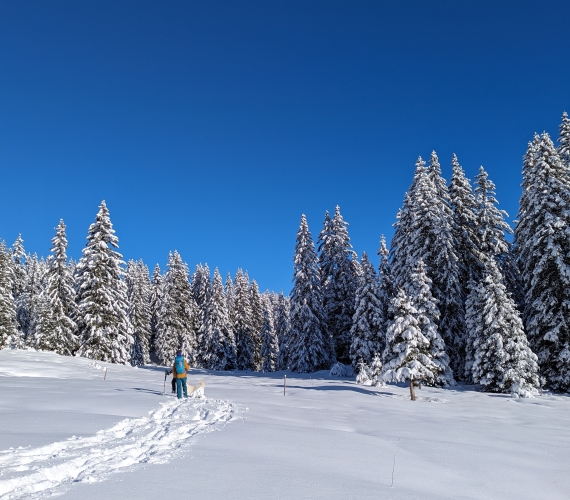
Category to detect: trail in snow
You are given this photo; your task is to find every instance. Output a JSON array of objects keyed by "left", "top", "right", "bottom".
[{"left": 0, "top": 398, "right": 236, "bottom": 500}]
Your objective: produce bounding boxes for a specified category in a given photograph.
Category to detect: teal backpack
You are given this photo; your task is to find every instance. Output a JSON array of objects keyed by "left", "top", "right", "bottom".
[{"left": 174, "top": 355, "right": 185, "bottom": 375}]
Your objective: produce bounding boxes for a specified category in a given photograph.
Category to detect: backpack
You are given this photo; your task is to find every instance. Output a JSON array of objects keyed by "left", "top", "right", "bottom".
[{"left": 174, "top": 355, "right": 185, "bottom": 375}]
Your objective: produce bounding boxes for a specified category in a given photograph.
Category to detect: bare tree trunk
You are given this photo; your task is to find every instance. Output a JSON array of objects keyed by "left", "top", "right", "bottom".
[{"left": 409, "top": 378, "right": 414, "bottom": 400}]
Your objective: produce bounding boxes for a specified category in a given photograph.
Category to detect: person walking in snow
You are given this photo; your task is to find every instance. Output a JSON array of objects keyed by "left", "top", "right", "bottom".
[{"left": 172, "top": 350, "right": 190, "bottom": 399}]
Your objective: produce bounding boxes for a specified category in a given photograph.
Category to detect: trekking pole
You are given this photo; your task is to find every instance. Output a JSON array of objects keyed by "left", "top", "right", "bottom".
[
  {"left": 163, "top": 372, "right": 167, "bottom": 396},
  {"left": 104, "top": 367, "right": 108, "bottom": 380},
  {"left": 284, "top": 374, "right": 286, "bottom": 396}
]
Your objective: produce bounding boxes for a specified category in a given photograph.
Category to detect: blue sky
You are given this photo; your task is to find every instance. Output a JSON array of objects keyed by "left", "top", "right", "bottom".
[{"left": 1, "top": 1, "right": 569, "bottom": 293}]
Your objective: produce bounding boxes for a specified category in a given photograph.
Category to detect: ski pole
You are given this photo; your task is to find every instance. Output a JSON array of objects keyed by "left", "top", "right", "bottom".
[{"left": 163, "top": 372, "right": 167, "bottom": 395}]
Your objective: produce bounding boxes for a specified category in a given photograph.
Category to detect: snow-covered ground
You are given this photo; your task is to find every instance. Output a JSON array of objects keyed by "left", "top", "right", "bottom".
[{"left": 0, "top": 350, "right": 568, "bottom": 499}]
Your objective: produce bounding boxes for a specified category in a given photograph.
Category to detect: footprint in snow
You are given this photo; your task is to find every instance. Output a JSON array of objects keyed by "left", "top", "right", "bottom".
[{"left": 0, "top": 398, "right": 236, "bottom": 500}]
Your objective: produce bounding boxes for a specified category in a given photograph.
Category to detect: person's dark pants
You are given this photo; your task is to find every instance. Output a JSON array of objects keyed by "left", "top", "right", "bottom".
[
  {"left": 171, "top": 378, "right": 176, "bottom": 393},
  {"left": 176, "top": 377, "right": 188, "bottom": 399}
]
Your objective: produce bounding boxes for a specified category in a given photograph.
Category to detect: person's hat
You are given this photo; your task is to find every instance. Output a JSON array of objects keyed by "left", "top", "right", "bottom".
[{"left": 176, "top": 350, "right": 182, "bottom": 356}]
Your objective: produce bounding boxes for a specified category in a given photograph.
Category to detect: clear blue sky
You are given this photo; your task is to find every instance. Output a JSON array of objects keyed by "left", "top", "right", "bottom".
[{"left": 1, "top": 1, "right": 569, "bottom": 294}]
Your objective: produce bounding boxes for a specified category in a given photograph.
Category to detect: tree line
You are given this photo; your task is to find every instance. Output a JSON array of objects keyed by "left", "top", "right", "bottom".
[{"left": 1, "top": 112, "right": 569, "bottom": 396}]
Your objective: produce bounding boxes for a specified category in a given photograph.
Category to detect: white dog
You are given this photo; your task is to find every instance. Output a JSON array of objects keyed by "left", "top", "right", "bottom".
[{"left": 187, "top": 380, "right": 205, "bottom": 398}]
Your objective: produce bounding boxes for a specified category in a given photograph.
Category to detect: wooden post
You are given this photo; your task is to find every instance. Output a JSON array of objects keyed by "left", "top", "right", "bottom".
[
  {"left": 409, "top": 378, "right": 415, "bottom": 401},
  {"left": 104, "top": 367, "right": 108, "bottom": 381},
  {"left": 284, "top": 374, "right": 286, "bottom": 396}
]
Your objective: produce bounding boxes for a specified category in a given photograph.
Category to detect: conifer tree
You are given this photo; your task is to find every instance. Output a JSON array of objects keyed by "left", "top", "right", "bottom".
[
  {"left": 318, "top": 206, "right": 357, "bottom": 363},
  {"left": 224, "top": 272, "right": 238, "bottom": 369},
  {"left": 377, "top": 235, "right": 393, "bottom": 331},
  {"left": 558, "top": 111, "right": 570, "bottom": 172},
  {"left": 154, "top": 251, "right": 197, "bottom": 366},
  {"left": 35, "top": 220, "right": 77, "bottom": 355},
  {"left": 515, "top": 133, "right": 570, "bottom": 392},
  {"left": 225, "top": 273, "right": 235, "bottom": 327},
  {"left": 404, "top": 259, "right": 455, "bottom": 386},
  {"left": 191, "top": 264, "right": 211, "bottom": 365},
  {"left": 249, "top": 279, "right": 263, "bottom": 369},
  {"left": 260, "top": 297, "right": 279, "bottom": 372},
  {"left": 34, "top": 294, "right": 60, "bottom": 353},
  {"left": 465, "top": 259, "right": 539, "bottom": 396},
  {"left": 449, "top": 154, "right": 482, "bottom": 291},
  {"left": 202, "top": 268, "right": 234, "bottom": 370},
  {"left": 11, "top": 235, "right": 28, "bottom": 344},
  {"left": 390, "top": 157, "right": 465, "bottom": 377},
  {"left": 275, "top": 291, "right": 291, "bottom": 370},
  {"left": 289, "top": 215, "right": 331, "bottom": 372},
  {"left": 349, "top": 252, "right": 384, "bottom": 370},
  {"left": 149, "top": 264, "right": 163, "bottom": 356},
  {"left": 75, "top": 201, "right": 133, "bottom": 364},
  {"left": 11, "top": 234, "right": 26, "bottom": 308},
  {"left": 0, "top": 243, "right": 18, "bottom": 349},
  {"left": 382, "top": 289, "right": 440, "bottom": 400},
  {"left": 126, "top": 260, "right": 152, "bottom": 366},
  {"left": 20, "top": 254, "right": 46, "bottom": 346},
  {"left": 233, "top": 268, "right": 256, "bottom": 371},
  {"left": 474, "top": 167, "right": 511, "bottom": 263}
]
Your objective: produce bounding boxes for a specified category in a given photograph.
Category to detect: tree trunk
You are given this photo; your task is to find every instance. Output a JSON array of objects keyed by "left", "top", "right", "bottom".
[{"left": 409, "top": 378, "right": 416, "bottom": 401}]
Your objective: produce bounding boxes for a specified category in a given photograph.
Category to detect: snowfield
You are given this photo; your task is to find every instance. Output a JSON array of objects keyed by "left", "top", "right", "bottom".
[{"left": 0, "top": 350, "right": 569, "bottom": 499}]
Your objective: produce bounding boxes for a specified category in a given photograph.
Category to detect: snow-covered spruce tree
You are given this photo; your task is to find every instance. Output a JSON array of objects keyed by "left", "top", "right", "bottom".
[
  {"left": 249, "top": 279, "right": 263, "bottom": 369},
  {"left": 289, "top": 215, "right": 331, "bottom": 373},
  {"left": 11, "top": 235, "right": 27, "bottom": 347},
  {"left": 403, "top": 259, "right": 455, "bottom": 387},
  {"left": 126, "top": 260, "right": 152, "bottom": 366},
  {"left": 35, "top": 220, "right": 78, "bottom": 355},
  {"left": 428, "top": 150, "right": 451, "bottom": 204},
  {"left": 475, "top": 167, "right": 521, "bottom": 298},
  {"left": 449, "top": 154, "right": 483, "bottom": 292},
  {"left": 349, "top": 252, "right": 385, "bottom": 371},
  {"left": 377, "top": 235, "right": 393, "bottom": 330},
  {"left": 11, "top": 235, "right": 26, "bottom": 302},
  {"left": 225, "top": 273, "right": 235, "bottom": 327},
  {"left": 558, "top": 111, "right": 570, "bottom": 172},
  {"left": 20, "top": 254, "right": 46, "bottom": 347},
  {"left": 275, "top": 291, "right": 291, "bottom": 370},
  {"left": 201, "top": 268, "right": 234, "bottom": 370},
  {"left": 191, "top": 263, "right": 211, "bottom": 366},
  {"left": 154, "top": 251, "right": 197, "bottom": 366},
  {"left": 149, "top": 264, "right": 163, "bottom": 356},
  {"left": 0, "top": 243, "right": 18, "bottom": 349},
  {"left": 233, "top": 268, "right": 256, "bottom": 371},
  {"left": 260, "top": 296, "right": 279, "bottom": 372},
  {"left": 515, "top": 133, "right": 570, "bottom": 392},
  {"left": 390, "top": 157, "right": 465, "bottom": 378},
  {"left": 382, "top": 289, "right": 440, "bottom": 400},
  {"left": 75, "top": 201, "right": 133, "bottom": 364},
  {"left": 224, "top": 272, "right": 238, "bottom": 370},
  {"left": 464, "top": 259, "right": 539, "bottom": 396},
  {"left": 318, "top": 206, "right": 357, "bottom": 363}
]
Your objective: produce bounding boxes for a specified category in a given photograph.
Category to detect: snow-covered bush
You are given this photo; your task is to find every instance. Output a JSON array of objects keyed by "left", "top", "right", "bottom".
[{"left": 330, "top": 362, "right": 352, "bottom": 377}]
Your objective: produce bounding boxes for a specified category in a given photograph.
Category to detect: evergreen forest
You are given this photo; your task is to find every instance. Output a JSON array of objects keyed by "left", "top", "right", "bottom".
[{"left": 2, "top": 113, "right": 570, "bottom": 397}]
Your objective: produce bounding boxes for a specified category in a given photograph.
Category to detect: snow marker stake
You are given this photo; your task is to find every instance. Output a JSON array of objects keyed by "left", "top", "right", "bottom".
[
  {"left": 284, "top": 374, "right": 286, "bottom": 396},
  {"left": 391, "top": 455, "right": 395, "bottom": 487},
  {"left": 104, "top": 367, "right": 108, "bottom": 380}
]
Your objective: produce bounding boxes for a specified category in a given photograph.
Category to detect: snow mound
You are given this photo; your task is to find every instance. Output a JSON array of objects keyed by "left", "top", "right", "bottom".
[
  {"left": 416, "top": 396, "right": 448, "bottom": 403},
  {"left": 0, "top": 397, "right": 236, "bottom": 499},
  {"left": 329, "top": 362, "right": 353, "bottom": 377}
]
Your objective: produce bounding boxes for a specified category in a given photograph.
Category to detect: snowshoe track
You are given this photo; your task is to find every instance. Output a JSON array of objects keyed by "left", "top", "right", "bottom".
[{"left": 0, "top": 398, "right": 235, "bottom": 499}]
